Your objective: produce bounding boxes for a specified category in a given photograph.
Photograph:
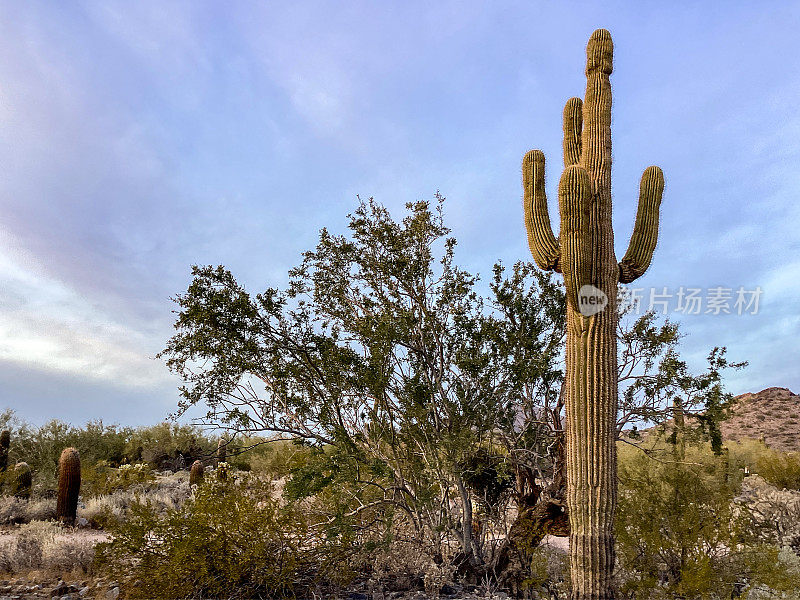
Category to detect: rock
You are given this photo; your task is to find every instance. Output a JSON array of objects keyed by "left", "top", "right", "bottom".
[
  {"left": 105, "top": 587, "right": 120, "bottom": 600},
  {"left": 78, "top": 587, "right": 90, "bottom": 597},
  {"left": 348, "top": 594, "right": 369, "bottom": 600},
  {"left": 50, "top": 583, "right": 78, "bottom": 597}
]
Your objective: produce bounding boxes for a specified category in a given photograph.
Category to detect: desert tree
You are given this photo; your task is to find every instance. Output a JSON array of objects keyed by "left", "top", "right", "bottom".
[{"left": 161, "top": 196, "right": 566, "bottom": 570}]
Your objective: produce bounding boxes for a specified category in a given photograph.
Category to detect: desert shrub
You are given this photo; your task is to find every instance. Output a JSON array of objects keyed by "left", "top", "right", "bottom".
[
  {"left": 730, "top": 438, "right": 800, "bottom": 490},
  {"left": 95, "top": 476, "right": 354, "bottom": 598},
  {"left": 81, "top": 472, "right": 191, "bottom": 528},
  {"left": 524, "top": 543, "right": 570, "bottom": 598},
  {"left": 0, "top": 520, "right": 97, "bottom": 575},
  {"left": 11, "top": 520, "right": 54, "bottom": 569},
  {"left": 236, "top": 438, "right": 315, "bottom": 479},
  {"left": 7, "top": 419, "right": 133, "bottom": 491},
  {"left": 124, "top": 422, "right": 214, "bottom": 469},
  {"left": 82, "top": 462, "right": 155, "bottom": 497},
  {"left": 746, "top": 547, "right": 800, "bottom": 600},
  {"left": 739, "top": 474, "right": 800, "bottom": 551},
  {"left": 0, "top": 496, "right": 56, "bottom": 525},
  {"left": 616, "top": 442, "right": 800, "bottom": 598}
]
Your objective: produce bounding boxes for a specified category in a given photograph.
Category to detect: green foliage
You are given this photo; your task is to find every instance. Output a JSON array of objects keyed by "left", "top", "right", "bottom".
[
  {"left": 730, "top": 438, "right": 800, "bottom": 490},
  {"left": 124, "top": 422, "right": 214, "bottom": 469},
  {"left": 238, "top": 438, "right": 316, "bottom": 479},
  {"left": 12, "top": 462, "right": 32, "bottom": 499},
  {"left": 82, "top": 462, "right": 155, "bottom": 497},
  {"left": 2, "top": 419, "right": 132, "bottom": 491},
  {"left": 0, "top": 413, "right": 220, "bottom": 494},
  {"left": 616, "top": 441, "right": 800, "bottom": 597},
  {"left": 95, "top": 477, "right": 353, "bottom": 599},
  {"left": 460, "top": 447, "right": 514, "bottom": 514},
  {"left": 160, "top": 196, "right": 567, "bottom": 562},
  {"left": 618, "top": 310, "right": 746, "bottom": 449}
]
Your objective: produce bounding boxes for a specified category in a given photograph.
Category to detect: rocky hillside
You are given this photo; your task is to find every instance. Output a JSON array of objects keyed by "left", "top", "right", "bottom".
[{"left": 721, "top": 387, "right": 800, "bottom": 453}]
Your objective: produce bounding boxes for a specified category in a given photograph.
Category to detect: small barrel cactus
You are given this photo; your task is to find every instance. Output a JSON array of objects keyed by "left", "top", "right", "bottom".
[
  {"left": 189, "top": 460, "right": 204, "bottom": 486},
  {"left": 216, "top": 438, "right": 227, "bottom": 466},
  {"left": 216, "top": 462, "right": 229, "bottom": 482},
  {"left": 0, "top": 429, "right": 9, "bottom": 473},
  {"left": 57, "top": 447, "right": 81, "bottom": 524},
  {"left": 13, "top": 462, "right": 32, "bottom": 500}
]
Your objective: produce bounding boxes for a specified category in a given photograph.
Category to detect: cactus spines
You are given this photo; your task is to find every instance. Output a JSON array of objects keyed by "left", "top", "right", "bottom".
[
  {"left": 216, "top": 438, "right": 226, "bottom": 466},
  {"left": 13, "top": 462, "right": 32, "bottom": 500},
  {"left": 0, "top": 429, "right": 9, "bottom": 473},
  {"left": 57, "top": 447, "right": 81, "bottom": 524},
  {"left": 522, "top": 29, "right": 664, "bottom": 599},
  {"left": 189, "top": 460, "right": 204, "bottom": 486},
  {"left": 216, "top": 462, "right": 228, "bottom": 482}
]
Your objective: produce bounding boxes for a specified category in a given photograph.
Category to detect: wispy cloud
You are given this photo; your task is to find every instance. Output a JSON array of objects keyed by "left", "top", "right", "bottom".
[{"left": 0, "top": 2, "right": 798, "bottom": 424}]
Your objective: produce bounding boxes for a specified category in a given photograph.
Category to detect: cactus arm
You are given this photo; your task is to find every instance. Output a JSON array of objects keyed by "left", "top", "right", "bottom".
[
  {"left": 558, "top": 165, "right": 592, "bottom": 310},
  {"left": 619, "top": 166, "right": 664, "bottom": 283},
  {"left": 563, "top": 97, "right": 583, "bottom": 167},
  {"left": 523, "top": 149, "right": 560, "bottom": 271}
]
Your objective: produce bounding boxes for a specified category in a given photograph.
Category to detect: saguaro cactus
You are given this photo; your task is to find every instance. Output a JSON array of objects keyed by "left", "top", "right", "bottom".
[
  {"left": 522, "top": 29, "right": 664, "bottom": 598},
  {"left": 0, "top": 429, "right": 9, "bottom": 473},
  {"left": 216, "top": 438, "right": 226, "bottom": 466},
  {"left": 190, "top": 460, "right": 204, "bottom": 486},
  {"left": 13, "top": 462, "right": 32, "bottom": 500},
  {"left": 57, "top": 447, "right": 81, "bottom": 524}
]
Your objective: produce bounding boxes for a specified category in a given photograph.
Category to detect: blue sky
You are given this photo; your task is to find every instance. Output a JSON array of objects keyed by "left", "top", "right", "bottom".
[{"left": 0, "top": 1, "right": 798, "bottom": 426}]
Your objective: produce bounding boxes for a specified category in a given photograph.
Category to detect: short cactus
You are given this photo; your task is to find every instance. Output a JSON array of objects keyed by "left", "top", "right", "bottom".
[
  {"left": 216, "top": 462, "right": 228, "bottom": 482},
  {"left": 216, "top": 438, "right": 227, "bottom": 466},
  {"left": 0, "top": 429, "right": 9, "bottom": 473},
  {"left": 57, "top": 447, "right": 81, "bottom": 524},
  {"left": 190, "top": 460, "right": 204, "bottom": 486},
  {"left": 522, "top": 29, "right": 664, "bottom": 598},
  {"left": 13, "top": 462, "right": 32, "bottom": 500}
]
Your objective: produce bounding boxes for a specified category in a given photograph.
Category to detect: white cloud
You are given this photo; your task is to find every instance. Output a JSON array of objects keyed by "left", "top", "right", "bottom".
[{"left": 0, "top": 228, "right": 169, "bottom": 388}]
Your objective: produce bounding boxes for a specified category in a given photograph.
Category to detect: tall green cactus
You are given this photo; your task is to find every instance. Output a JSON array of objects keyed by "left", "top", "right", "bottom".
[
  {"left": 0, "top": 430, "right": 9, "bottom": 474},
  {"left": 522, "top": 29, "right": 664, "bottom": 598},
  {"left": 57, "top": 447, "right": 81, "bottom": 524},
  {"left": 216, "top": 438, "right": 226, "bottom": 466}
]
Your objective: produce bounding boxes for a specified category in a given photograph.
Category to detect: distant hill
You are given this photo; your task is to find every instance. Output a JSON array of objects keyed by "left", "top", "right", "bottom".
[{"left": 721, "top": 387, "right": 800, "bottom": 453}]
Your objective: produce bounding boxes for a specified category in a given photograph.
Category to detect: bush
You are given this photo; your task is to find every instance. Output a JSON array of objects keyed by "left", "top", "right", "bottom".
[
  {"left": 124, "top": 422, "right": 214, "bottom": 470},
  {"left": 95, "top": 476, "right": 354, "bottom": 598},
  {"left": 730, "top": 438, "right": 800, "bottom": 490},
  {"left": 0, "top": 496, "right": 56, "bottom": 525},
  {"left": 82, "top": 462, "right": 155, "bottom": 497},
  {"left": 740, "top": 474, "right": 800, "bottom": 551},
  {"left": 236, "top": 438, "right": 314, "bottom": 479},
  {"left": 616, "top": 442, "right": 800, "bottom": 598},
  {"left": 0, "top": 520, "right": 96, "bottom": 575},
  {"left": 80, "top": 475, "right": 191, "bottom": 529}
]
